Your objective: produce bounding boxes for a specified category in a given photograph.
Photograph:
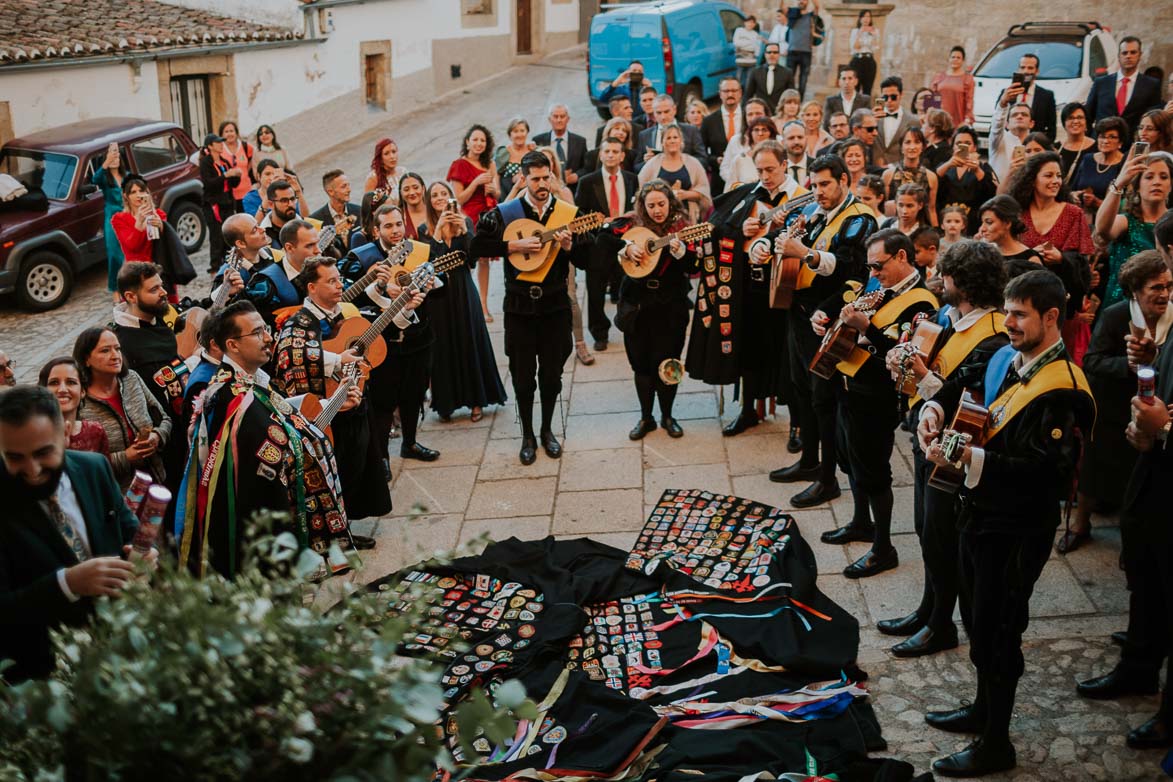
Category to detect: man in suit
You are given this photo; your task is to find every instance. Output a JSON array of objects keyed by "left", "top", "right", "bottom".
[
  {"left": 824, "top": 67, "right": 871, "bottom": 129},
  {"left": 0, "top": 385, "right": 147, "bottom": 683},
  {"left": 850, "top": 109, "right": 885, "bottom": 173},
  {"left": 781, "top": 119, "right": 813, "bottom": 185},
  {"left": 1086, "top": 36, "right": 1164, "bottom": 133},
  {"left": 701, "top": 77, "right": 745, "bottom": 194},
  {"left": 309, "top": 170, "right": 360, "bottom": 255},
  {"left": 873, "top": 76, "right": 918, "bottom": 167},
  {"left": 634, "top": 94, "right": 708, "bottom": 173},
  {"left": 532, "top": 103, "right": 588, "bottom": 186},
  {"left": 994, "top": 53, "right": 1057, "bottom": 142},
  {"left": 576, "top": 138, "right": 638, "bottom": 351},
  {"left": 745, "top": 42, "right": 793, "bottom": 114}
]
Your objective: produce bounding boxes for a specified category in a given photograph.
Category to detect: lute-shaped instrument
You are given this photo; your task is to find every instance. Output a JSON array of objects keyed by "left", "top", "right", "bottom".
[
  {"left": 620, "top": 222, "right": 713, "bottom": 279},
  {"left": 506, "top": 211, "right": 604, "bottom": 271}
]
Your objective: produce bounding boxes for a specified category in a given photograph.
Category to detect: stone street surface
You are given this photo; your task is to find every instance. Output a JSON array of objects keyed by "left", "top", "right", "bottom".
[{"left": 0, "top": 49, "right": 1163, "bottom": 781}]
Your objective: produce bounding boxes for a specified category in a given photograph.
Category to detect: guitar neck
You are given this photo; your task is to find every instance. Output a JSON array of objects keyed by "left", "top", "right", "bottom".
[
  {"left": 314, "top": 378, "right": 354, "bottom": 430},
  {"left": 341, "top": 244, "right": 411, "bottom": 303},
  {"left": 648, "top": 224, "right": 711, "bottom": 253},
  {"left": 539, "top": 215, "right": 598, "bottom": 242},
  {"left": 356, "top": 283, "right": 418, "bottom": 349},
  {"left": 210, "top": 251, "right": 241, "bottom": 311}
]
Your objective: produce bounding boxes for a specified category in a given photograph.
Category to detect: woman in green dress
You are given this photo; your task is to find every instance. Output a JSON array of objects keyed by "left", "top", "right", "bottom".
[
  {"left": 1095, "top": 152, "right": 1172, "bottom": 309},
  {"left": 91, "top": 144, "right": 125, "bottom": 302}
]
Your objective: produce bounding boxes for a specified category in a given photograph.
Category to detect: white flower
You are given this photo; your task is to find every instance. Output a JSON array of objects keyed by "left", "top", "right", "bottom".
[
  {"left": 293, "top": 711, "right": 316, "bottom": 735},
  {"left": 281, "top": 736, "right": 314, "bottom": 764}
]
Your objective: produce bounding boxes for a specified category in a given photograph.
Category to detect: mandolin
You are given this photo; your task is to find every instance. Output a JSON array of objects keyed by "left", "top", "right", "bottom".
[
  {"left": 506, "top": 211, "right": 604, "bottom": 271},
  {"left": 177, "top": 248, "right": 241, "bottom": 359},
  {"left": 767, "top": 217, "right": 808, "bottom": 310},
  {"left": 620, "top": 223, "right": 712, "bottom": 278},
  {"left": 742, "top": 191, "right": 816, "bottom": 253},
  {"left": 895, "top": 316, "right": 944, "bottom": 396},
  {"left": 927, "top": 391, "right": 989, "bottom": 493},
  {"left": 808, "top": 289, "right": 886, "bottom": 380},
  {"left": 299, "top": 362, "right": 364, "bottom": 445}
]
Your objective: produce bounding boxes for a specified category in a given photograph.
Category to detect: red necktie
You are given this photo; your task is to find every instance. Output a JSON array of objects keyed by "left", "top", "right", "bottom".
[
  {"left": 608, "top": 173, "right": 620, "bottom": 217},
  {"left": 1116, "top": 77, "right": 1130, "bottom": 115}
]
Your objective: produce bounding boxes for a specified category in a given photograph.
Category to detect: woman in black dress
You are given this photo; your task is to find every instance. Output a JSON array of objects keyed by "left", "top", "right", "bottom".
[
  {"left": 935, "top": 126, "right": 996, "bottom": 236},
  {"left": 421, "top": 181, "right": 506, "bottom": 422},
  {"left": 977, "top": 195, "right": 1042, "bottom": 271},
  {"left": 608, "top": 181, "right": 697, "bottom": 440}
]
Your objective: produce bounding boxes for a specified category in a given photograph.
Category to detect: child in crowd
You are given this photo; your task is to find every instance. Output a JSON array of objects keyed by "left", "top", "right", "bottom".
[{"left": 938, "top": 203, "right": 969, "bottom": 249}]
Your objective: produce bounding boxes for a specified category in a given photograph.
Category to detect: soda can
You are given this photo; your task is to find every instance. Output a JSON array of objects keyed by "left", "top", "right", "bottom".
[
  {"left": 1137, "top": 365, "right": 1156, "bottom": 403},
  {"left": 124, "top": 470, "right": 153, "bottom": 517},
  {"left": 131, "top": 485, "right": 171, "bottom": 557}
]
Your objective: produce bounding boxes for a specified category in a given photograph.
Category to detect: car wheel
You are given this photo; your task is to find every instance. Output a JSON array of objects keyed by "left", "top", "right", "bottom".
[
  {"left": 676, "top": 81, "right": 703, "bottom": 114},
  {"left": 18, "top": 250, "right": 74, "bottom": 311},
  {"left": 170, "top": 201, "right": 207, "bottom": 253}
]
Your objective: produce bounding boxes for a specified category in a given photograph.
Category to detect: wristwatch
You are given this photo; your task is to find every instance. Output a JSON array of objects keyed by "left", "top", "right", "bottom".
[
  {"left": 376, "top": 280, "right": 388, "bottom": 295},
  {"left": 1159, "top": 420, "right": 1172, "bottom": 442},
  {"left": 1108, "top": 181, "right": 1124, "bottom": 196},
  {"left": 804, "top": 251, "right": 818, "bottom": 268}
]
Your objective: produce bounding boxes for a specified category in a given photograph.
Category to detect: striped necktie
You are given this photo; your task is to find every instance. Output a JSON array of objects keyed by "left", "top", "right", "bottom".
[{"left": 46, "top": 494, "right": 89, "bottom": 562}]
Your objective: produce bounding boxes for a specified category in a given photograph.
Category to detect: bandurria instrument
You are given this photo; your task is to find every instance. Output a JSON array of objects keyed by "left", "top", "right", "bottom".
[
  {"left": 808, "top": 289, "right": 886, "bottom": 380},
  {"left": 742, "top": 191, "right": 816, "bottom": 253},
  {"left": 177, "top": 248, "right": 241, "bottom": 359},
  {"left": 895, "top": 315, "right": 944, "bottom": 395},
  {"left": 620, "top": 223, "right": 713, "bottom": 279},
  {"left": 927, "top": 390, "right": 989, "bottom": 493},
  {"left": 768, "top": 217, "right": 808, "bottom": 310},
  {"left": 506, "top": 212, "right": 604, "bottom": 271}
]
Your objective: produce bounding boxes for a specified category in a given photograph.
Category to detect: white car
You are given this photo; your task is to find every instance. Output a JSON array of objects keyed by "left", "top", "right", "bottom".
[{"left": 972, "top": 21, "right": 1118, "bottom": 146}]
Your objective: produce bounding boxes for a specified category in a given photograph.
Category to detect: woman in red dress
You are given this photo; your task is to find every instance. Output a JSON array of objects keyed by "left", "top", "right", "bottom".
[
  {"left": 1008, "top": 151, "right": 1095, "bottom": 363},
  {"left": 448, "top": 124, "right": 500, "bottom": 321},
  {"left": 110, "top": 175, "right": 166, "bottom": 263},
  {"left": 38, "top": 357, "right": 110, "bottom": 456}
]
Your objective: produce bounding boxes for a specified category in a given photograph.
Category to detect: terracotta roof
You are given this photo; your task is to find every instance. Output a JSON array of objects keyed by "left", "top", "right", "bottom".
[{"left": 0, "top": 0, "right": 304, "bottom": 67}]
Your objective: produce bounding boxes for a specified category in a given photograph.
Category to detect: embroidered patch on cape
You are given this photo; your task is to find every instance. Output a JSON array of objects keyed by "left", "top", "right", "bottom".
[{"left": 256, "top": 441, "right": 282, "bottom": 465}]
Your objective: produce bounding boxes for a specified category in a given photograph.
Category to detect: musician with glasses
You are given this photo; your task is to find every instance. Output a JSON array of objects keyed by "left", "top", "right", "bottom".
[
  {"left": 917, "top": 270, "right": 1094, "bottom": 776},
  {"left": 809, "top": 229, "right": 937, "bottom": 578},
  {"left": 687, "top": 140, "right": 807, "bottom": 440},
  {"left": 471, "top": 151, "right": 590, "bottom": 465}
]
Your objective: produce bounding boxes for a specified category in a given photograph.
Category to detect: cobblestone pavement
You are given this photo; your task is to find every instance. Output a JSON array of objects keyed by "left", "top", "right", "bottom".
[{"left": 2, "top": 48, "right": 1164, "bottom": 781}]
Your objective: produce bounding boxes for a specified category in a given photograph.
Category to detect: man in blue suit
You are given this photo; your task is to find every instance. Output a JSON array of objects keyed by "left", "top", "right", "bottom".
[
  {"left": 1085, "top": 36, "right": 1163, "bottom": 134},
  {"left": 0, "top": 386, "right": 146, "bottom": 683}
]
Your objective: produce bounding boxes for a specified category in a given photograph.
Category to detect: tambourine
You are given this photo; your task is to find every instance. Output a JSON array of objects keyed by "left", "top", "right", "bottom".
[{"left": 658, "top": 358, "right": 684, "bottom": 385}]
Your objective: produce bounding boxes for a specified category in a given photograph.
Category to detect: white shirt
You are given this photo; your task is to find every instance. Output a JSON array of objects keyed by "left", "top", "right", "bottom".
[
  {"left": 786, "top": 157, "right": 809, "bottom": 185},
  {"left": 882, "top": 109, "right": 904, "bottom": 145},
  {"left": 839, "top": 91, "right": 858, "bottom": 109},
  {"left": 601, "top": 166, "right": 627, "bottom": 216},
  {"left": 1115, "top": 71, "right": 1138, "bottom": 108},
  {"left": 745, "top": 178, "right": 808, "bottom": 260},
  {"left": 915, "top": 306, "right": 998, "bottom": 401},
  {"left": 988, "top": 109, "right": 1024, "bottom": 183},
  {"left": 53, "top": 472, "right": 91, "bottom": 602},
  {"left": 720, "top": 106, "right": 742, "bottom": 140},
  {"left": 302, "top": 297, "right": 344, "bottom": 379}
]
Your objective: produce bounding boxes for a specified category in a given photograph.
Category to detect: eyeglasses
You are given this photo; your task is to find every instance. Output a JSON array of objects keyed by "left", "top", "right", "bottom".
[
  {"left": 860, "top": 125, "right": 879, "bottom": 132},
  {"left": 273, "top": 197, "right": 297, "bottom": 204},
  {"left": 1144, "top": 282, "right": 1173, "bottom": 293},
  {"left": 237, "top": 325, "right": 272, "bottom": 341},
  {"left": 865, "top": 254, "right": 895, "bottom": 271},
  {"left": 883, "top": 94, "right": 900, "bottom": 101}
]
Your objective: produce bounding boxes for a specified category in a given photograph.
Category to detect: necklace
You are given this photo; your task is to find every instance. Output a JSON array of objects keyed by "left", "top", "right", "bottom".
[{"left": 1094, "top": 155, "right": 1119, "bottom": 175}]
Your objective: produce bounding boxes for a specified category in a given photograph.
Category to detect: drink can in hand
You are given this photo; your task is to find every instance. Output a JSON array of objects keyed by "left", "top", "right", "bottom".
[
  {"left": 1137, "top": 365, "right": 1157, "bottom": 403},
  {"left": 124, "top": 470, "right": 153, "bottom": 516},
  {"left": 131, "top": 485, "right": 171, "bottom": 557}
]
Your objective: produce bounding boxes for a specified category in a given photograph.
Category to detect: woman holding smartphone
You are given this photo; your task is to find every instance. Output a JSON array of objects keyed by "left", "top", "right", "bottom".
[
  {"left": 93, "top": 143, "right": 125, "bottom": 303},
  {"left": 936, "top": 126, "right": 996, "bottom": 236},
  {"left": 1070, "top": 117, "right": 1128, "bottom": 215},
  {"left": 1095, "top": 151, "right": 1172, "bottom": 308}
]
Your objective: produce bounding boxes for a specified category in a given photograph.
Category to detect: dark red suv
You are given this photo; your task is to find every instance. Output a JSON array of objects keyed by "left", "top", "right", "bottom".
[{"left": 0, "top": 117, "right": 206, "bottom": 311}]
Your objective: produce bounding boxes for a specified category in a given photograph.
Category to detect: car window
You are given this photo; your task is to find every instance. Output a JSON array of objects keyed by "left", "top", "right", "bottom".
[
  {"left": 719, "top": 10, "right": 744, "bottom": 44},
  {"left": 130, "top": 134, "right": 187, "bottom": 175},
  {"left": 0, "top": 148, "right": 78, "bottom": 200},
  {"left": 1088, "top": 36, "right": 1108, "bottom": 78},
  {"left": 674, "top": 12, "right": 712, "bottom": 52},
  {"left": 975, "top": 40, "right": 1082, "bottom": 80}
]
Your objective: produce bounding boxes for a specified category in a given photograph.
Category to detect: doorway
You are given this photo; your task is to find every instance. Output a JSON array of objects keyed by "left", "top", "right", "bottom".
[
  {"left": 169, "top": 76, "right": 211, "bottom": 142},
  {"left": 516, "top": 0, "right": 532, "bottom": 55}
]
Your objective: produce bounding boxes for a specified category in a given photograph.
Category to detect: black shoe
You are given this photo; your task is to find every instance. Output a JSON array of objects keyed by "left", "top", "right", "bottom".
[
  {"left": 1110, "top": 630, "right": 1128, "bottom": 647},
  {"left": 519, "top": 435, "right": 537, "bottom": 465},
  {"left": 401, "top": 443, "right": 440, "bottom": 461},
  {"left": 821, "top": 522, "right": 876, "bottom": 545},
  {"left": 1127, "top": 714, "right": 1172, "bottom": 749},
  {"left": 382, "top": 458, "right": 392, "bottom": 482},
  {"left": 787, "top": 426, "right": 802, "bottom": 454},
  {"left": 877, "top": 610, "right": 925, "bottom": 636},
  {"left": 661, "top": 416, "right": 683, "bottom": 438},
  {"left": 769, "top": 462, "right": 820, "bottom": 483},
  {"left": 593, "top": 339, "right": 608, "bottom": 351},
  {"left": 722, "top": 412, "right": 759, "bottom": 437},
  {"left": 629, "top": 417, "right": 657, "bottom": 440},
  {"left": 925, "top": 704, "right": 985, "bottom": 734},
  {"left": 791, "top": 480, "right": 841, "bottom": 508},
  {"left": 540, "top": 429, "right": 562, "bottom": 459},
  {"left": 892, "top": 626, "right": 959, "bottom": 658},
  {"left": 1076, "top": 667, "right": 1160, "bottom": 700},
  {"left": 932, "top": 739, "right": 1016, "bottom": 777},
  {"left": 844, "top": 547, "right": 898, "bottom": 579},
  {"left": 351, "top": 534, "right": 377, "bottom": 550}
]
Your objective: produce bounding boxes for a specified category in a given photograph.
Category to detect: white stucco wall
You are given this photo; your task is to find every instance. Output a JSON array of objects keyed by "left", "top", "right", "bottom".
[
  {"left": 162, "top": 0, "right": 302, "bottom": 29},
  {"left": 2, "top": 61, "right": 162, "bottom": 137},
  {"left": 545, "top": 0, "right": 580, "bottom": 34}
]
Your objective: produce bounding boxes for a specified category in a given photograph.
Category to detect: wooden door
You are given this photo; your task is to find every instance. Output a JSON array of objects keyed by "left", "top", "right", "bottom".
[{"left": 516, "top": 0, "right": 532, "bottom": 55}]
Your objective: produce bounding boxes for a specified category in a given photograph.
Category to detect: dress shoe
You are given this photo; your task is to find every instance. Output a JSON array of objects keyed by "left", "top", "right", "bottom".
[
  {"left": 519, "top": 435, "right": 537, "bottom": 465},
  {"left": 769, "top": 462, "right": 820, "bottom": 483},
  {"left": 351, "top": 535, "right": 377, "bottom": 551},
  {"left": 593, "top": 339, "right": 608, "bottom": 351},
  {"left": 1111, "top": 630, "right": 1128, "bottom": 647},
  {"left": 1054, "top": 527, "right": 1091, "bottom": 554},
  {"left": 722, "top": 412, "right": 759, "bottom": 437},
  {"left": 877, "top": 611, "right": 925, "bottom": 636},
  {"left": 892, "top": 626, "right": 959, "bottom": 658},
  {"left": 629, "top": 417, "right": 657, "bottom": 440},
  {"left": 1076, "top": 667, "right": 1159, "bottom": 700},
  {"left": 925, "top": 704, "right": 984, "bottom": 734},
  {"left": 787, "top": 426, "right": 802, "bottom": 454},
  {"left": 843, "top": 546, "right": 898, "bottom": 579},
  {"left": 401, "top": 443, "right": 440, "bottom": 461},
  {"left": 932, "top": 739, "right": 1016, "bottom": 777},
  {"left": 1127, "top": 714, "right": 1172, "bottom": 749},
  {"left": 661, "top": 416, "right": 683, "bottom": 438},
  {"left": 540, "top": 429, "right": 562, "bottom": 459},
  {"left": 791, "top": 480, "right": 841, "bottom": 508},
  {"left": 821, "top": 522, "right": 876, "bottom": 545}
]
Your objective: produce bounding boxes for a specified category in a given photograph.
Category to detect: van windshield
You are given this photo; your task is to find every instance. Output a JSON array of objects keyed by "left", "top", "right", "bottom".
[
  {"left": 0, "top": 149, "right": 78, "bottom": 201},
  {"left": 975, "top": 40, "right": 1082, "bottom": 80}
]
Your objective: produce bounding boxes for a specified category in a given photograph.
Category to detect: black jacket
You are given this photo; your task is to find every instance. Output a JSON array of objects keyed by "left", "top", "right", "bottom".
[
  {"left": 0, "top": 452, "right": 139, "bottom": 682},
  {"left": 746, "top": 64, "right": 795, "bottom": 114},
  {"left": 532, "top": 131, "right": 588, "bottom": 180},
  {"left": 1121, "top": 333, "right": 1173, "bottom": 530},
  {"left": 994, "top": 84, "right": 1057, "bottom": 143},
  {"left": 1085, "top": 72, "right": 1164, "bottom": 133}
]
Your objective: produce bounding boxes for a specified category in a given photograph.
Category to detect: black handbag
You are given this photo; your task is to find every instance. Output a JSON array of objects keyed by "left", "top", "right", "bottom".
[{"left": 153, "top": 220, "right": 197, "bottom": 286}]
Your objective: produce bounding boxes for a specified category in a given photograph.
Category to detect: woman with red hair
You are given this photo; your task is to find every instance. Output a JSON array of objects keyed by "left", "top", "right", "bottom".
[{"left": 364, "top": 138, "right": 404, "bottom": 202}]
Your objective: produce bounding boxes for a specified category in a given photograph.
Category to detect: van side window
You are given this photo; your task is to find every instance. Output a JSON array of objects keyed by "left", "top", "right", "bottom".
[
  {"left": 674, "top": 12, "right": 712, "bottom": 51},
  {"left": 131, "top": 134, "right": 187, "bottom": 175},
  {"left": 1087, "top": 36, "right": 1107, "bottom": 77},
  {"left": 719, "top": 10, "right": 743, "bottom": 44}
]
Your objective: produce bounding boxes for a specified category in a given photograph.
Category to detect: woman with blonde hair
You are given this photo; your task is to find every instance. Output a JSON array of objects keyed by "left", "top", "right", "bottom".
[
  {"left": 800, "top": 100, "right": 834, "bottom": 158},
  {"left": 637, "top": 125, "right": 711, "bottom": 224},
  {"left": 584, "top": 117, "right": 636, "bottom": 172},
  {"left": 774, "top": 89, "right": 801, "bottom": 130},
  {"left": 685, "top": 99, "right": 709, "bottom": 129}
]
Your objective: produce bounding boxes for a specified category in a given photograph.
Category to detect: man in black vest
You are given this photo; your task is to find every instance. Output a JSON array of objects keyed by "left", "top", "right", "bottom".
[{"left": 472, "top": 151, "right": 589, "bottom": 465}]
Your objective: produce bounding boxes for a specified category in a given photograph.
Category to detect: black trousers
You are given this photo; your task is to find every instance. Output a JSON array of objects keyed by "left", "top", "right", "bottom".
[
  {"left": 834, "top": 382, "right": 898, "bottom": 494},
  {"left": 585, "top": 256, "right": 613, "bottom": 343},
  {"left": 504, "top": 308, "right": 572, "bottom": 406},
  {"left": 331, "top": 399, "right": 392, "bottom": 520},
  {"left": 958, "top": 525, "right": 1052, "bottom": 681},
  {"left": 911, "top": 445, "right": 963, "bottom": 631},
  {"left": 789, "top": 304, "right": 836, "bottom": 478},
  {"left": 1119, "top": 517, "right": 1173, "bottom": 687},
  {"left": 368, "top": 346, "right": 432, "bottom": 452},
  {"left": 850, "top": 54, "right": 876, "bottom": 97},
  {"left": 204, "top": 203, "right": 230, "bottom": 269}
]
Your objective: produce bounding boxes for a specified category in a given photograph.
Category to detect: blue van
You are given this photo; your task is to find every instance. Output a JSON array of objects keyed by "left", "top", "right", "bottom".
[{"left": 587, "top": 0, "right": 746, "bottom": 118}]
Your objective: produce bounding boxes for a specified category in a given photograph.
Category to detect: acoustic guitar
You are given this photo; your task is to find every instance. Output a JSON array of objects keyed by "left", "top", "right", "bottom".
[
  {"left": 742, "top": 191, "right": 816, "bottom": 253},
  {"left": 176, "top": 248, "right": 241, "bottom": 359},
  {"left": 808, "top": 289, "right": 886, "bottom": 380},
  {"left": 321, "top": 262, "right": 437, "bottom": 381},
  {"left": 299, "top": 362, "right": 364, "bottom": 445},
  {"left": 270, "top": 224, "right": 347, "bottom": 327},
  {"left": 619, "top": 223, "right": 712, "bottom": 279},
  {"left": 506, "top": 212, "right": 604, "bottom": 271},
  {"left": 767, "top": 217, "right": 808, "bottom": 310},
  {"left": 340, "top": 242, "right": 412, "bottom": 304},
  {"left": 927, "top": 391, "right": 989, "bottom": 493},
  {"left": 895, "top": 316, "right": 944, "bottom": 396}
]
